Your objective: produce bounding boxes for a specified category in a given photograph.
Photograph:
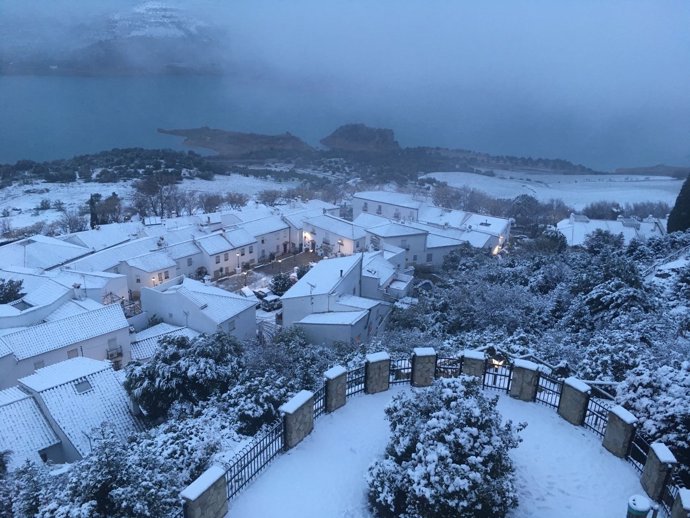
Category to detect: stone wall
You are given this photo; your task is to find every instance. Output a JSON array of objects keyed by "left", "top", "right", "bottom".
[
  {"left": 180, "top": 465, "right": 227, "bottom": 518},
  {"left": 325, "top": 365, "right": 347, "bottom": 413},
  {"left": 280, "top": 390, "right": 314, "bottom": 450},
  {"left": 557, "top": 377, "right": 590, "bottom": 426},
  {"left": 365, "top": 352, "right": 390, "bottom": 394},
  {"left": 411, "top": 348, "right": 436, "bottom": 387}
]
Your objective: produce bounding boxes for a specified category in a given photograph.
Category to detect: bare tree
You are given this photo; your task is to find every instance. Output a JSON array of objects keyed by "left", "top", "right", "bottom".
[
  {"left": 180, "top": 190, "right": 199, "bottom": 216},
  {"left": 225, "top": 192, "right": 249, "bottom": 209},
  {"left": 58, "top": 210, "right": 88, "bottom": 233},
  {"left": 199, "top": 193, "right": 224, "bottom": 213},
  {"left": 257, "top": 189, "right": 282, "bottom": 206}
]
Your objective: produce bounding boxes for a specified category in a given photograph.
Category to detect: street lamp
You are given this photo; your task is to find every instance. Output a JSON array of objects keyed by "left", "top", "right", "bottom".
[
  {"left": 278, "top": 259, "right": 282, "bottom": 273},
  {"left": 236, "top": 253, "right": 240, "bottom": 269}
]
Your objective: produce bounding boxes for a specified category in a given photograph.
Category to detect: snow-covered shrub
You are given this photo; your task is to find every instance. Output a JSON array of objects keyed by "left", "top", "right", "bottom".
[
  {"left": 125, "top": 332, "right": 245, "bottom": 420},
  {"left": 367, "top": 377, "right": 523, "bottom": 518},
  {"left": 617, "top": 362, "right": 690, "bottom": 484}
]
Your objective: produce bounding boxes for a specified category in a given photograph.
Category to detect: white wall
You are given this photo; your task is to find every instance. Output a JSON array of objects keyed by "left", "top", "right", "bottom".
[{"left": 353, "top": 197, "right": 419, "bottom": 221}]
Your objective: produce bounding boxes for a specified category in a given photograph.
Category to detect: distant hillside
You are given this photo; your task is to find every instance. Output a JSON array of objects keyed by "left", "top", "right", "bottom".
[
  {"left": 320, "top": 124, "right": 400, "bottom": 153},
  {"left": 614, "top": 164, "right": 690, "bottom": 179}
]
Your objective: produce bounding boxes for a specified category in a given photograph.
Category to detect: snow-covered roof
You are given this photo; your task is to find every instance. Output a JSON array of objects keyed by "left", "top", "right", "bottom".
[
  {"left": 306, "top": 215, "right": 367, "bottom": 240},
  {"left": 0, "top": 304, "right": 128, "bottom": 360},
  {"left": 417, "top": 206, "right": 470, "bottom": 227},
  {"left": 166, "top": 240, "right": 201, "bottom": 260},
  {"left": 362, "top": 253, "right": 396, "bottom": 287},
  {"left": 18, "top": 358, "right": 140, "bottom": 457},
  {"left": 131, "top": 323, "right": 200, "bottom": 361},
  {"left": 163, "top": 278, "right": 256, "bottom": 324},
  {"left": 353, "top": 191, "right": 425, "bottom": 210},
  {"left": 366, "top": 222, "right": 426, "bottom": 238},
  {"left": 241, "top": 216, "right": 289, "bottom": 238},
  {"left": 50, "top": 268, "right": 124, "bottom": 290},
  {"left": 195, "top": 233, "right": 234, "bottom": 256},
  {"left": 0, "top": 386, "right": 60, "bottom": 469},
  {"left": 556, "top": 214, "right": 666, "bottom": 247},
  {"left": 0, "top": 235, "right": 91, "bottom": 270},
  {"left": 297, "top": 310, "right": 368, "bottom": 326},
  {"left": 65, "top": 236, "right": 160, "bottom": 272},
  {"left": 126, "top": 251, "right": 177, "bottom": 272},
  {"left": 352, "top": 213, "right": 391, "bottom": 229},
  {"left": 462, "top": 213, "right": 510, "bottom": 237},
  {"left": 224, "top": 228, "right": 257, "bottom": 248},
  {"left": 282, "top": 255, "right": 362, "bottom": 299},
  {"left": 60, "top": 222, "right": 141, "bottom": 252},
  {"left": 336, "top": 295, "right": 380, "bottom": 310},
  {"left": 44, "top": 298, "right": 104, "bottom": 322}
]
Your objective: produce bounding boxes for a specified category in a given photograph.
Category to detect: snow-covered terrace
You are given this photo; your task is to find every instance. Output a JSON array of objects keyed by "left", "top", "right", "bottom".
[{"left": 228, "top": 388, "right": 645, "bottom": 518}]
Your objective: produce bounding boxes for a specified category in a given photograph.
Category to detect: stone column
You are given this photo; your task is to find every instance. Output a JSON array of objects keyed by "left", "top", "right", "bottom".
[
  {"left": 461, "top": 350, "right": 485, "bottom": 377},
  {"left": 280, "top": 390, "right": 314, "bottom": 450},
  {"left": 557, "top": 377, "right": 590, "bottom": 426},
  {"left": 671, "top": 488, "right": 690, "bottom": 518},
  {"left": 412, "top": 347, "right": 436, "bottom": 387},
  {"left": 324, "top": 365, "right": 347, "bottom": 413},
  {"left": 365, "top": 352, "right": 390, "bottom": 394},
  {"left": 509, "top": 359, "right": 540, "bottom": 401},
  {"left": 180, "top": 465, "right": 228, "bottom": 518},
  {"left": 602, "top": 405, "right": 637, "bottom": 458},
  {"left": 641, "top": 442, "right": 678, "bottom": 502}
]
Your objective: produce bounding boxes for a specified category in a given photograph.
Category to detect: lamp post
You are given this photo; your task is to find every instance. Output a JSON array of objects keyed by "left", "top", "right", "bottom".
[
  {"left": 236, "top": 253, "right": 240, "bottom": 269},
  {"left": 278, "top": 259, "right": 282, "bottom": 273}
]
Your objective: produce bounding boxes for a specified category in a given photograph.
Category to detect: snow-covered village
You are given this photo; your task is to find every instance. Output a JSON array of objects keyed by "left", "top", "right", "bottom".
[{"left": 1, "top": 2, "right": 690, "bottom": 518}]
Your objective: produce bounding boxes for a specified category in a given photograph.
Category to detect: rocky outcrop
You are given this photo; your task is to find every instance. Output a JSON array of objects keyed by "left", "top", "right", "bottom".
[{"left": 320, "top": 124, "right": 400, "bottom": 153}]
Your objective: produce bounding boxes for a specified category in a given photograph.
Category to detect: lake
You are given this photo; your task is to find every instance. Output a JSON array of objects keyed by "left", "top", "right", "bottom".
[{"left": 0, "top": 74, "right": 687, "bottom": 171}]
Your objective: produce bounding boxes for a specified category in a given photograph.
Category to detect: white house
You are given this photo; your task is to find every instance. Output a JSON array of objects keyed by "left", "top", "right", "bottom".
[
  {"left": 0, "top": 235, "right": 92, "bottom": 270},
  {"left": 0, "top": 386, "right": 62, "bottom": 469},
  {"left": 557, "top": 214, "right": 667, "bottom": 247},
  {"left": 140, "top": 277, "right": 256, "bottom": 340},
  {"left": 303, "top": 214, "right": 368, "bottom": 255},
  {"left": 240, "top": 216, "right": 291, "bottom": 262},
  {"left": 0, "top": 303, "right": 131, "bottom": 389},
  {"left": 130, "top": 322, "right": 200, "bottom": 361},
  {"left": 18, "top": 358, "right": 141, "bottom": 462},
  {"left": 352, "top": 191, "right": 425, "bottom": 221}
]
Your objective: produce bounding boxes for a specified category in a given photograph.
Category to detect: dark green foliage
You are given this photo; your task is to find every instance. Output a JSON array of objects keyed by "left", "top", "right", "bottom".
[
  {"left": 0, "top": 278, "right": 24, "bottom": 304},
  {"left": 124, "top": 333, "right": 245, "bottom": 420},
  {"left": 668, "top": 175, "right": 690, "bottom": 233},
  {"left": 269, "top": 272, "right": 294, "bottom": 296}
]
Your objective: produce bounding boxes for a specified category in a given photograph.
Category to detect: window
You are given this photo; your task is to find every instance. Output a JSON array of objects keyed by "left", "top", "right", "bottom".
[
  {"left": 67, "top": 348, "right": 79, "bottom": 359},
  {"left": 241, "top": 248, "right": 245, "bottom": 256},
  {"left": 135, "top": 275, "right": 141, "bottom": 284},
  {"left": 187, "top": 257, "right": 193, "bottom": 266},
  {"left": 363, "top": 202, "right": 368, "bottom": 212},
  {"left": 261, "top": 238, "right": 265, "bottom": 244},
  {"left": 249, "top": 245, "right": 253, "bottom": 254},
  {"left": 164, "top": 270, "right": 169, "bottom": 279},
  {"left": 75, "top": 380, "right": 93, "bottom": 394},
  {"left": 33, "top": 360, "right": 45, "bottom": 370},
  {"left": 426, "top": 253, "right": 433, "bottom": 263},
  {"left": 413, "top": 254, "right": 418, "bottom": 262},
  {"left": 377, "top": 204, "right": 382, "bottom": 214},
  {"left": 158, "top": 272, "right": 163, "bottom": 282},
  {"left": 401, "top": 239, "right": 407, "bottom": 248},
  {"left": 355, "top": 240, "right": 361, "bottom": 249},
  {"left": 215, "top": 255, "right": 220, "bottom": 264},
  {"left": 224, "top": 252, "right": 229, "bottom": 261}
]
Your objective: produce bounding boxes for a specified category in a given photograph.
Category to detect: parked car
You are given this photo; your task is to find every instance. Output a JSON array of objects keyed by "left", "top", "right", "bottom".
[
  {"left": 261, "top": 294, "right": 282, "bottom": 312},
  {"left": 252, "top": 287, "right": 272, "bottom": 300},
  {"left": 239, "top": 287, "right": 261, "bottom": 308}
]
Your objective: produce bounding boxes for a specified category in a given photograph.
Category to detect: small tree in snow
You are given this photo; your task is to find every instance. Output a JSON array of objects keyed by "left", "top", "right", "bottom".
[
  {"left": 269, "top": 272, "right": 294, "bottom": 296},
  {"left": 124, "top": 333, "right": 245, "bottom": 420},
  {"left": 0, "top": 278, "right": 24, "bottom": 304},
  {"left": 367, "top": 376, "right": 523, "bottom": 518}
]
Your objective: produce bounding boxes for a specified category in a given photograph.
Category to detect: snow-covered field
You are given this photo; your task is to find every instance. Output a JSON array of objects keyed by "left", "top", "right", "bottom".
[
  {"left": 424, "top": 171, "right": 683, "bottom": 210},
  {"left": 0, "top": 174, "right": 299, "bottom": 230},
  {"left": 228, "top": 388, "right": 643, "bottom": 518}
]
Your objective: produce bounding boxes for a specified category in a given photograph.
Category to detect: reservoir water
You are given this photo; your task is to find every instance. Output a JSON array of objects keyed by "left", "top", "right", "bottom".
[{"left": 0, "top": 74, "right": 688, "bottom": 171}]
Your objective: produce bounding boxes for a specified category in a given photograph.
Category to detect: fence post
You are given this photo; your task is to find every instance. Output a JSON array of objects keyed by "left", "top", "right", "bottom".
[
  {"left": 324, "top": 365, "right": 347, "bottom": 413},
  {"left": 365, "top": 352, "right": 391, "bottom": 394},
  {"left": 557, "top": 377, "right": 590, "bottom": 426},
  {"left": 509, "top": 359, "right": 540, "bottom": 401},
  {"left": 280, "top": 390, "right": 314, "bottom": 450},
  {"left": 411, "top": 347, "right": 436, "bottom": 387},
  {"left": 670, "top": 488, "right": 690, "bottom": 518},
  {"left": 641, "top": 442, "right": 677, "bottom": 502},
  {"left": 179, "top": 465, "right": 228, "bottom": 518},
  {"left": 602, "top": 405, "right": 638, "bottom": 458},
  {"left": 461, "top": 349, "right": 485, "bottom": 377}
]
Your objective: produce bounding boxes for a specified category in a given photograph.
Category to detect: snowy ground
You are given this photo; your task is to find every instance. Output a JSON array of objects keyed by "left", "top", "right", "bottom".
[
  {"left": 0, "top": 174, "right": 298, "bottom": 230},
  {"left": 228, "top": 388, "right": 644, "bottom": 518},
  {"left": 424, "top": 171, "right": 683, "bottom": 210}
]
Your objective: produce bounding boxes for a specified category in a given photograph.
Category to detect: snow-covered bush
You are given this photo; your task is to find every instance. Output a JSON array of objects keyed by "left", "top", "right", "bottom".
[
  {"left": 125, "top": 332, "right": 245, "bottom": 420},
  {"left": 367, "top": 377, "right": 523, "bottom": 518},
  {"left": 617, "top": 362, "right": 690, "bottom": 483}
]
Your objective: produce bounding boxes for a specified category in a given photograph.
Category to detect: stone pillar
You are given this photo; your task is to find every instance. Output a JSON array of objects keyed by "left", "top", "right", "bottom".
[
  {"left": 509, "top": 359, "right": 540, "bottom": 401},
  {"left": 180, "top": 465, "right": 227, "bottom": 518},
  {"left": 671, "top": 488, "right": 690, "bottom": 518},
  {"left": 641, "top": 442, "right": 678, "bottom": 502},
  {"left": 280, "top": 390, "right": 314, "bottom": 450},
  {"left": 324, "top": 365, "right": 347, "bottom": 413},
  {"left": 412, "top": 347, "right": 436, "bottom": 387},
  {"left": 557, "top": 377, "right": 590, "bottom": 426},
  {"left": 365, "top": 352, "right": 390, "bottom": 394},
  {"left": 602, "top": 405, "right": 638, "bottom": 458},
  {"left": 461, "top": 350, "right": 485, "bottom": 377}
]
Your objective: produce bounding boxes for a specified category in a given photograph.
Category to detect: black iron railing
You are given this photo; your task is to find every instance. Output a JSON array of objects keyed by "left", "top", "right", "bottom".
[
  {"left": 346, "top": 365, "right": 365, "bottom": 397},
  {"left": 313, "top": 385, "right": 326, "bottom": 419},
  {"left": 535, "top": 374, "right": 562, "bottom": 408},
  {"left": 435, "top": 356, "right": 463, "bottom": 378},
  {"left": 482, "top": 361, "right": 512, "bottom": 392},
  {"left": 584, "top": 397, "right": 612, "bottom": 438},
  {"left": 390, "top": 358, "right": 412, "bottom": 384},
  {"left": 661, "top": 474, "right": 682, "bottom": 515},
  {"left": 224, "top": 420, "right": 284, "bottom": 500},
  {"left": 627, "top": 430, "right": 651, "bottom": 474}
]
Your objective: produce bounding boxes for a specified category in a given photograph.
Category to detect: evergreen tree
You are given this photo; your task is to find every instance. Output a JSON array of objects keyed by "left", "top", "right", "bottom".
[
  {"left": 0, "top": 278, "right": 24, "bottom": 304},
  {"left": 668, "top": 175, "right": 690, "bottom": 233}
]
